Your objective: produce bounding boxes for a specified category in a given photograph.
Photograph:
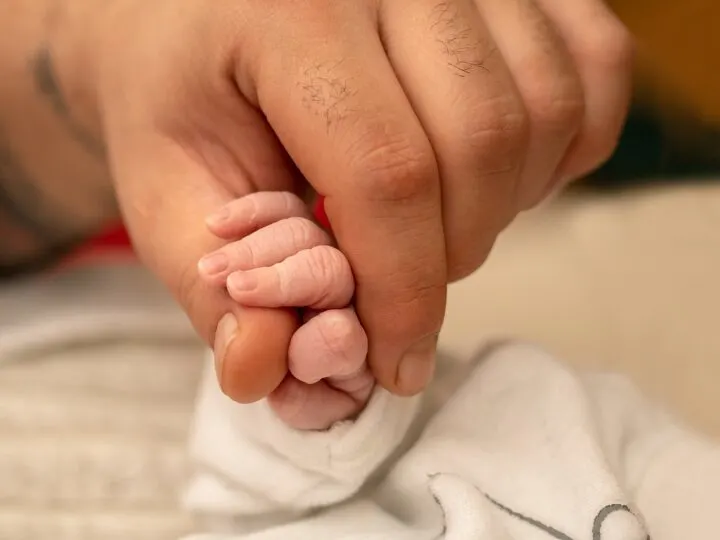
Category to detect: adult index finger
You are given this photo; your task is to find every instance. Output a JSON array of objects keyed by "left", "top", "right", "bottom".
[{"left": 238, "top": 2, "right": 447, "bottom": 395}]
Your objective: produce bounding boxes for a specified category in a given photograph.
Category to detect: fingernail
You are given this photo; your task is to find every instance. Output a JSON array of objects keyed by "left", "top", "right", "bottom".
[
  {"left": 214, "top": 313, "right": 238, "bottom": 374},
  {"left": 198, "top": 252, "right": 229, "bottom": 276},
  {"left": 398, "top": 335, "right": 437, "bottom": 395},
  {"left": 206, "top": 206, "right": 231, "bottom": 228},
  {"left": 228, "top": 272, "right": 257, "bottom": 292}
]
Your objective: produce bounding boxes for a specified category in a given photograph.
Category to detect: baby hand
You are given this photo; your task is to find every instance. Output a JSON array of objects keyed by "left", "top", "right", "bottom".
[{"left": 199, "top": 192, "right": 374, "bottom": 430}]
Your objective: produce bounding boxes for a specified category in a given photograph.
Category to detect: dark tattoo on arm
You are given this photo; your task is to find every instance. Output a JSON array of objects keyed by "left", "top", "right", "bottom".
[
  {"left": 32, "top": 46, "right": 105, "bottom": 157},
  {"left": 0, "top": 46, "right": 117, "bottom": 278},
  {"left": 0, "top": 142, "right": 86, "bottom": 279}
]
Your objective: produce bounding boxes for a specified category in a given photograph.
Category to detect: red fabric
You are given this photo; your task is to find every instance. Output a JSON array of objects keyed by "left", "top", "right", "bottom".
[
  {"left": 60, "top": 222, "right": 134, "bottom": 268},
  {"left": 313, "top": 196, "right": 331, "bottom": 230},
  {"left": 82, "top": 223, "right": 133, "bottom": 250}
]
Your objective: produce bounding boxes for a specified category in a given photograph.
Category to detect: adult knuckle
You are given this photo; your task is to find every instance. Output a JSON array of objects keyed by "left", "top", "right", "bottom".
[
  {"left": 525, "top": 81, "right": 585, "bottom": 136},
  {"left": 578, "top": 23, "right": 634, "bottom": 71},
  {"left": 604, "top": 24, "right": 635, "bottom": 69},
  {"left": 347, "top": 129, "right": 437, "bottom": 203},
  {"left": 462, "top": 100, "right": 529, "bottom": 172},
  {"left": 568, "top": 25, "right": 633, "bottom": 175}
]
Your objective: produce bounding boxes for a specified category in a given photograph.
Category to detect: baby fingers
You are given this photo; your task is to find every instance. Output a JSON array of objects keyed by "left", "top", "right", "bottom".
[
  {"left": 289, "top": 308, "right": 369, "bottom": 385},
  {"left": 227, "top": 245, "right": 354, "bottom": 309},
  {"left": 205, "top": 191, "right": 311, "bottom": 239},
  {"left": 198, "top": 217, "right": 331, "bottom": 285},
  {"left": 267, "top": 377, "right": 366, "bottom": 431}
]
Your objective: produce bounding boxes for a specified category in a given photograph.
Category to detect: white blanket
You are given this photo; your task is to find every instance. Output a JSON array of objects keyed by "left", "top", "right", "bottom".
[
  {"left": 1, "top": 260, "right": 719, "bottom": 540},
  {"left": 184, "top": 342, "right": 720, "bottom": 539},
  {"left": 0, "top": 265, "right": 202, "bottom": 540}
]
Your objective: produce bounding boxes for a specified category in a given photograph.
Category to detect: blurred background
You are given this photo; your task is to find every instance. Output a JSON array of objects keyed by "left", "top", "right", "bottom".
[{"left": 584, "top": 0, "right": 720, "bottom": 188}]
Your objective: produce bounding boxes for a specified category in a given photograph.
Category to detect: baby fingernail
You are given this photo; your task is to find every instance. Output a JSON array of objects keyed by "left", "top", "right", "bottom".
[
  {"left": 214, "top": 313, "right": 238, "bottom": 374},
  {"left": 206, "top": 206, "right": 231, "bottom": 228},
  {"left": 229, "top": 272, "right": 257, "bottom": 292},
  {"left": 398, "top": 335, "right": 437, "bottom": 395},
  {"left": 198, "top": 252, "right": 228, "bottom": 276}
]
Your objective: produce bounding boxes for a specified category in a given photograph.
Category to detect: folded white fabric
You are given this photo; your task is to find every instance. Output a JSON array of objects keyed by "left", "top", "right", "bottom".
[
  {"left": 184, "top": 343, "right": 720, "bottom": 540},
  {"left": 3, "top": 265, "right": 718, "bottom": 540}
]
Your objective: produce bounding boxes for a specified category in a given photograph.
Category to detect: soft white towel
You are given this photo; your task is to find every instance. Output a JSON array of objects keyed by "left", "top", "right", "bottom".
[{"left": 184, "top": 343, "right": 720, "bottom": 539}]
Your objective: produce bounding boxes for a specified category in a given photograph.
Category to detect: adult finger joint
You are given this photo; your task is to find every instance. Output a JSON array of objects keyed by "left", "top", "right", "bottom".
[
  {"left": 524, "top": 78, "right": 585, "bottom": 139},
  {"left": 461, "top": 99, "right": 529, "bottom": 177},
  {"left": 576, "top": 22, "right": 634, "bottom": 74},
  {"left": 347, "top": 129, "right": 438, "bottom": 204}
]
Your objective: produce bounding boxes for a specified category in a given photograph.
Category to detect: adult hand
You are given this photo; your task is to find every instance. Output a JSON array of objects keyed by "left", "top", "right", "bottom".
[{"left": 56, "top": 0, "right": 632, "bottom": 400}]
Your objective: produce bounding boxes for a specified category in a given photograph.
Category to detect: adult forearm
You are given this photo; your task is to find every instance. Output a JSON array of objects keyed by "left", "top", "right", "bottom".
[{"left": 0, "top": 0, "right": 115, "bottom": 277}]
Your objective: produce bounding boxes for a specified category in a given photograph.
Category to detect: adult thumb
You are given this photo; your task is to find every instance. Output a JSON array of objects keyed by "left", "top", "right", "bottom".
[{"left": 108, "top": 129, "right": 295, "bottom": 403}]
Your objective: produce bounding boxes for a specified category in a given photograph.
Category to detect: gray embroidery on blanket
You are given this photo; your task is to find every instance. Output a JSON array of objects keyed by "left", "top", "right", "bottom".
[
  {"left": 592, "top": 504, "right": 650, "bottom": 540},
  {"left": 484, "top": 493, "right": 651, "bottom": 540},
  {"left": 483, "top": 493, "right": 573, "bottom": 540},
  {"left": 430, "top": 488, "right": 449, "bottom": 537}
]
